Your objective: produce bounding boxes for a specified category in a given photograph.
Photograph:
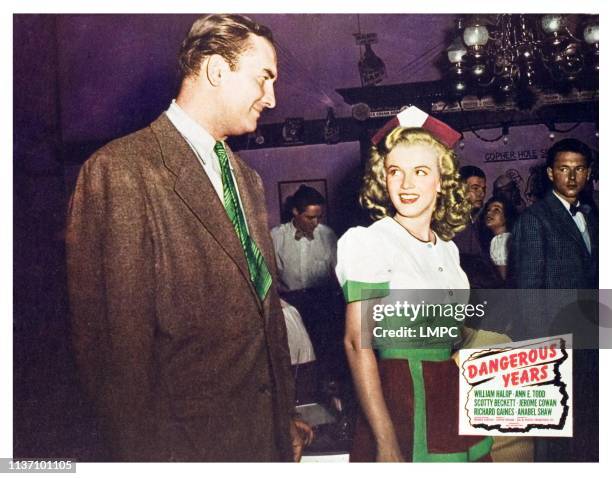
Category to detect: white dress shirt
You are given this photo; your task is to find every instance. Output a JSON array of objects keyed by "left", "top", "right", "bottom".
[
  {"left": 552, "top": 190, "right": 591, "bottom": 253},
  {"left": 165, "top": 100, "right": 249, "bottom": 231},
  {"left": 271, "top": 221, "right": 338, "bottom": 292}
]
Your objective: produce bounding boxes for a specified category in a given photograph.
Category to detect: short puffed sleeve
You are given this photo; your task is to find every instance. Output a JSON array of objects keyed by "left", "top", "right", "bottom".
[
  {"left": 335, "top": 226, "right": 391, "bottom": 303},
  {"left": 490, "top": 232, "right": 510, "bottom": 266}
]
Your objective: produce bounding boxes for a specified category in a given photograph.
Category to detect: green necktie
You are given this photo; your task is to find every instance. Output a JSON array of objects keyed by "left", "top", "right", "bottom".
[{"left": 214, "top": 141, "right": 272, "bottom": 301}]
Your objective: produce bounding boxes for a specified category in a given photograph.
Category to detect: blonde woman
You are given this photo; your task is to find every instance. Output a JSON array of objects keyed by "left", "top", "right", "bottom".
[{"left": 336, "top": 107, "right": 493, "bottom": 462}]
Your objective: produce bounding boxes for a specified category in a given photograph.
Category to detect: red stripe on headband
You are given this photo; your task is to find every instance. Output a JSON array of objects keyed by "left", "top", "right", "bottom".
[
  {"left": 371, "top": 106, "right": 461, "bottom": 149},
  {"left": 422, "top": 116, "right": 462, "bottom": 149},
  {"left": 370, "top": 117, "right": 400, "bottom": 146}
]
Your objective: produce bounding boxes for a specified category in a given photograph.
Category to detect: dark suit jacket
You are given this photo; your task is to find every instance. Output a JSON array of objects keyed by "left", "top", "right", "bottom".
[
  {"left": 66, "top": 114, "right": 295, "bottom": 462},
  {"left": 509, "top": 190, "right": 598, "bottom": 341},
  {"left": 509, "top": 192, "right": 599, "bottom": 462},
  {"left": 511, "top": 190, "right": 598, "bottom": 290}
]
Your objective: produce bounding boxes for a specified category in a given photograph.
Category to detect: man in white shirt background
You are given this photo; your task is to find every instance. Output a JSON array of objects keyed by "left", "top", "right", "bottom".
[
  {"left": 271, "top": 185, "right": 344, "bottom": 387},
  {"left": 272, "top": 184, "right": 337, "bottom": 293}
]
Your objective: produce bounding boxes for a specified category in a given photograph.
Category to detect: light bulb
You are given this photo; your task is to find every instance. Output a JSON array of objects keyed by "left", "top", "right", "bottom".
[
  {"left": 584, "top": 24, "right": 599, "bottom": 45},
  {"left": 448, "top": 48, "right": 467, "bottom": 64},
  {"left": 541, "top": 15, "right": 564, "bottom": 34},
  {"left": 463, "top": 25, "right": 489, "bottom": 47},
  {"left": 472, "top": 63, "right": 487, "bottom": 77},
  {"left": 453, "top": 79, "right": 467, "bottom": 93},
  {"left": 447, "top": 36, "right": 467, "bottom": 64}
]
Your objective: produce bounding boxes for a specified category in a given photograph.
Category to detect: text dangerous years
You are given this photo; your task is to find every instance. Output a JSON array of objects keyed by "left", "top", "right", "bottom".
[{"left": 466, "top": 344, "right": 558, "bottom": 381}]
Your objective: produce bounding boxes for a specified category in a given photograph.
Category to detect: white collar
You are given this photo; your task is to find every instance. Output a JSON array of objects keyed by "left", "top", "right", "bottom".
[
  {"left": 165, "top": 100, "right": 216, "bottom": 160},
  {"left": 289, "top": 219, "right": 320, "bottom": 238},
  {"left": 552, "top": 189, "right": 580, "bottom": 213},
  {"left": 385, "top": 216, "right": 438, "bottom": 247}
]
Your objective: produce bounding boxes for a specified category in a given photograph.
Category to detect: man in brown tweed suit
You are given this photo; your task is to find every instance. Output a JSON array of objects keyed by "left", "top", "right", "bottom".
[{"left": 66, "top": 14, "right": 311, "bottom": 462}]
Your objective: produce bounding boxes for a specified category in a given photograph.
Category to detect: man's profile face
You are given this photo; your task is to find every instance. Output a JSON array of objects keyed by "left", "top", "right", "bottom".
[
  {"left": 465, "top": 176, "right": 486, "bottom": 209},
  {"left": 547, "top": 151, "right": 590, "bottom": 204},
  {"left": 220, "top": 34, "right": 277, "bottom": 136},
  {"left": 292, "top": 205, "right": 323, "bottom": 235}
]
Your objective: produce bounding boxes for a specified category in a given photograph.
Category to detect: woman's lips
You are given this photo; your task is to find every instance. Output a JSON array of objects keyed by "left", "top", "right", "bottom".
[{"left": 399, "top": 193, "right": 418, "bottom": 204}]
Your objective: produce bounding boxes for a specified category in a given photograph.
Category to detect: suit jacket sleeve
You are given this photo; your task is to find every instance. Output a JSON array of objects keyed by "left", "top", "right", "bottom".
[
  {"left": 511, "top": 211, "right": 546, "bottom": 289},
  {"left": 509, "top": 211, "right": 549, "bottom": 340},
  {"left": 66, "top": 152, "right": 160, "bottom": 460}
]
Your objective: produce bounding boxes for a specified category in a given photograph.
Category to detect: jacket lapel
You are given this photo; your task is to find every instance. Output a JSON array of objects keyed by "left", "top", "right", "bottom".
[
  {"left": 545, "top": 192, "right": 590, "bottom": 255},
  {"left": 149, "top": 114, "right": 262, "bottom": 307}
]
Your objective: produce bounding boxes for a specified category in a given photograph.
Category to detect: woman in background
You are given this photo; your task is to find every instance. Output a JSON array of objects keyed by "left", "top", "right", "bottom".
[{"left": 480, "top": 195, "right": 518, "bottom": 281}]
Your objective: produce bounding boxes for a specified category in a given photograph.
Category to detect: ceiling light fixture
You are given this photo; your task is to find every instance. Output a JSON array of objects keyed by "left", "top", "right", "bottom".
[{"left": 444, "top": 14, "right": 599, "bottom": 100}]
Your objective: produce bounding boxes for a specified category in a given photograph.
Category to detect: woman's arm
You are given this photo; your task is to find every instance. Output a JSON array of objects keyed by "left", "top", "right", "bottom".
[{"left": 344, "top": 301, "right": 405, "bottom": 462}]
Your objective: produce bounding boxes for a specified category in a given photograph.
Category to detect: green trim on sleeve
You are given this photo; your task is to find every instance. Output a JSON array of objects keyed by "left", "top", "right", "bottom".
[{"left": 341, "top": 280, "right": 390, "bottom": 303}]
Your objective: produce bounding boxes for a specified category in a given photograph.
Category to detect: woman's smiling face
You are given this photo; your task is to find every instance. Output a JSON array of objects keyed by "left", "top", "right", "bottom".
[{"left": 385, "top": 143, "right": 441, "bottom": 222}]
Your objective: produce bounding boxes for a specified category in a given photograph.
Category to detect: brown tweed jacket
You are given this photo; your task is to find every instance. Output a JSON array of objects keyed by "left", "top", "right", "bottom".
[{"left": 66, "top": 114, "right": 295, "bottom": 462}]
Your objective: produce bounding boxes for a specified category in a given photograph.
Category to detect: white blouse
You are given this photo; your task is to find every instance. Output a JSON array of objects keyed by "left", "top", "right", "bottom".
[
  {"left": 335, "top": 217, "right": 469, "bottom": 303},
  {"left": 489, "top": 232, "right": 511, "bottom": 266}
]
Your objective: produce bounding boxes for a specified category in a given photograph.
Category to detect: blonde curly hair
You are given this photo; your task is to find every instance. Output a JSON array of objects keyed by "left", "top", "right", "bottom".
[{"left": 360, "top": 127, "right": 471, "bottom": 241}]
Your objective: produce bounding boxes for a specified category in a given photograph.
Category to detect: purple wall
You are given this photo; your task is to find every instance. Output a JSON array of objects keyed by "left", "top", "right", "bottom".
[
  {"left": 52, "top": 13, "right": 454, "bottom": 140},
  {"left": 14, "top": 15, "right": 107, "bottom": 460},
  {"left": 457, "top": 122, "right": 598, "bottom": 205},
  {"left": 14, "top": 15, "right": 67, "bottom": 333},
  {"left": 239, "top": 142, "right": 362, "bottom": 234},
  {"left": 56, "top": 14, "right": 191, "bottom": 142}
]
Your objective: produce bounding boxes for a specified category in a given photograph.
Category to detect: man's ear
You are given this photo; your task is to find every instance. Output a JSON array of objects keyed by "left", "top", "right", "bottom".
[
  {"left": 205, "top": 54, "right": 230, "bottom": 87},
  {"left": 587, "top": 166, "right": 592, "bottom": 181},
  {"left": 292, "top": 207, "right": 299, "bottom": 217},
  {"left": 546, "top": 166, "right": 554, "bottom": 183}
]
